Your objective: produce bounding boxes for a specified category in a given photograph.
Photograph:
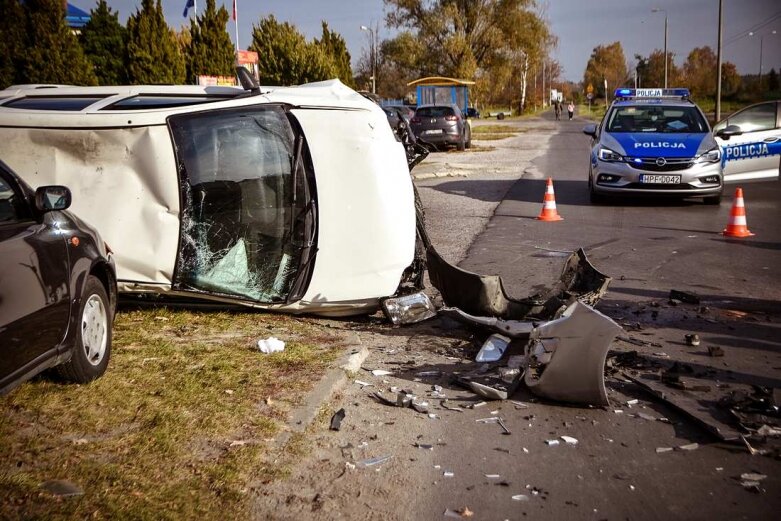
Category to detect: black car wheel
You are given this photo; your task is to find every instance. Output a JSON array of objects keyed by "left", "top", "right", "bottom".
[
  {"left": 58, "top": 275, "right": 112, "bottom": 383},
  {"left": 457, "top": 131, "right": 466, "bottom": 151},
  {"left": 465, "top": 126, "right": 472, "bottom": 149}
]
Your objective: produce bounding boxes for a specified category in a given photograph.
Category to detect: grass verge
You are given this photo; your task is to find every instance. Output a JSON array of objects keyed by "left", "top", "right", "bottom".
[
  {"left": 471, "top": 124, "right": 525, "bottom": 141},
  {"left": 0, "top": 307, "right": 343, "bottom": 520}
]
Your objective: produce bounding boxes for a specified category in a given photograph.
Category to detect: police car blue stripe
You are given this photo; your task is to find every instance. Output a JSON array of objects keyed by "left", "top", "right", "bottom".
[
  {"left": 610, "top": 132, "right": 707, "bottom": 158},
  {"left": 722, "top": 139, "right": 781, "bottom": 165}
]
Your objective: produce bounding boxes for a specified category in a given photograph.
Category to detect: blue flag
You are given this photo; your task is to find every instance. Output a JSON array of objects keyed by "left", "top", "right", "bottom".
[{"left": 182, "top": 0, "right": 195, "bottom": 17}]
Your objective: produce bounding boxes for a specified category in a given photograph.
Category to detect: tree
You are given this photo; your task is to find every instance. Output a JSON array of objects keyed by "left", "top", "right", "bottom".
[
  {"left": 186, "top": 0, "right": 235, "bottom": 84},
  {"left": 682, "top": 46, "right": 716, "bottom": 98},
  {"left": 721, "top": 62, "right": 741, "bottom": 98},
  {"left": 382, "top": 0, "right": 552, "bottom": 107},
  {"left": 0, "top": 0, "right": 26, "bottom": 88},
  {"left": 21, "top": 0, "right": 97, "bottom": 85},
  {"left": 80, "top": 0, "right": 127, "bottom": 86},
  {"left": 315, "top": 22, "right": 354, "bottom": 88},
  {"left": 635, "top": 49, "right": 680, "bottom": 89},
  {"left": 249, "top": 15, "right": 335, "bottom": 86},
  {"left": 583, "top": 42, "right": 628, "bottom": 98},
  {"left": 126, "top": 0, "right": 185, "bottom": 84},
  {"left": 767, "top": 68, "right": 779, "bottom": 92}
]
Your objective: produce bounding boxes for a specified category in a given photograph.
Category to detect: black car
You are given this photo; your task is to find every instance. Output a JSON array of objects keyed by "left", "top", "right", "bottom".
[
  {"left": 0, "top": 160, "right": 116, "bottom": 394},
  {"left": 465, "top": 107, "right": 481, "bottom": 119},
  {"left": 410, "top": 104, "right": 472, "bottom": 151}
]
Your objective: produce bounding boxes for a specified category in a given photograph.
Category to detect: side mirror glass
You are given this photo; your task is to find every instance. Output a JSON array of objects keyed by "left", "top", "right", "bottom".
[
  {"left": 716, "top": 124, "right": 743, "bottom": 140},
  {"left": 582, "top": 124, "right": 598, "bottom": 138},
  {"left": 35, "top": 185, "right": 71, "bottom": 212}
]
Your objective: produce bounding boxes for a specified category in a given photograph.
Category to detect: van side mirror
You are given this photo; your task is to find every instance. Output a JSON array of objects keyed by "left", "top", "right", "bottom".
[
  {"left": 716, "top": 124, "right": 742, "bottom": 140},
  {"left": 35, "top": 185, "right": 71, "bottom": 212},
  {"left": 582, "top": 124, "right": 598, "bottom": 138}
]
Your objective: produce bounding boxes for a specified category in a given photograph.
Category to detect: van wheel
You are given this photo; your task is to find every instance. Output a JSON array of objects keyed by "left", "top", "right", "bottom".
[
  {"left": 465, "top": 127, "right": 472, "bottom": 149},
  {"left": 57, "top": 275, "right": 112, "bottom": 383},
  {"left": 457, "top": 132, "right": 465, "bottom": 151}
]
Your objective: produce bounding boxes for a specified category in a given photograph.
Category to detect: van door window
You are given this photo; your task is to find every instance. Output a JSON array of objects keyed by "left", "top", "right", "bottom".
[{"left": 168, "top": 105, "right": 316, "bottom": 302}]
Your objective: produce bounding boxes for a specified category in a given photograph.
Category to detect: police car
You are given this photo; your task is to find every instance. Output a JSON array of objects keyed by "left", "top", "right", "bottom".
[
  {"left": 713, "top": 100, "right": 781, "bottom": 183},
  {"left": 583, "top": 88, "right": 723, "bottom": 204}
]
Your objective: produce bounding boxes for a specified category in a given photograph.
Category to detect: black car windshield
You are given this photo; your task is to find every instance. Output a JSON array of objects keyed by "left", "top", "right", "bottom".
[
  {"left": 168, "top": 105, "right": 316, "bottom": 303},
  {"left": 606, "top": 105, "right": 708, "bottom": 133},
  {"left": 416, "top": 106, "right": 455, "bottom": 118}
]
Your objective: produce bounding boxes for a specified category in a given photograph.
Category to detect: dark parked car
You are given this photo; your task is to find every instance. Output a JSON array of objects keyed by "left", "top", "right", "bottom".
[
  {"left": 465, "top": 107, "right": 481, "bottom": 119},
  {"left": 0, "top": 160, "right": 116, "bottom": 394},
  {"left": 410, "top": 104, "right": 472, "bottom": 151}
]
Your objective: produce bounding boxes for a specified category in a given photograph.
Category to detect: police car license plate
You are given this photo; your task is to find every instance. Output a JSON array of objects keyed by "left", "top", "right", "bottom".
[
  {"left": 424, "top": 129, "right": 444, "bottom": 134},
  {"left": 640, "top": 174, "right": 680, "bottom": 184}
]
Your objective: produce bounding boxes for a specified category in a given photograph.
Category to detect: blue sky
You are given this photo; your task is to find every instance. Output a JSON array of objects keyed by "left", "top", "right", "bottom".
[{"left": 78, "top": 1, "right": 780, "bottom": 82}]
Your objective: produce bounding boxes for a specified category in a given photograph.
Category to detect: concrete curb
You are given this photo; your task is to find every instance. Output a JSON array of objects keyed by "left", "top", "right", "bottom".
[{"left": 273, "top": 332, "right": 369, "bottom": 449}]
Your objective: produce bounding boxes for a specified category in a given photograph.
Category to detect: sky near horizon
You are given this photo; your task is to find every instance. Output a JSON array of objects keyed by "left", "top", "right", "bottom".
[{"left": 76, "top": 0, "right": 780, "bottom": 83}]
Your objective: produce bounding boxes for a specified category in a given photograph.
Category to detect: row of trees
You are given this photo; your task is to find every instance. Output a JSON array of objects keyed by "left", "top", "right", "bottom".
[
  {"left": 0, "top": 0, "right": 354, "bottom": 89},
  {"left": 581, "top": 40, "right": 777, "bottom": 103}
]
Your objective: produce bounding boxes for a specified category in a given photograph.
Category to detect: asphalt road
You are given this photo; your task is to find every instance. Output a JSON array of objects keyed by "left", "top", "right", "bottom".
[{"left": 413, "top": 112, "right": 781, "bottom": 520}]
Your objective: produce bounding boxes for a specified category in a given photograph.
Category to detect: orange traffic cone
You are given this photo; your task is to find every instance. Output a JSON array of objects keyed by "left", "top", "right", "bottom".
[
  {"left": 722, "top": 187, "right": 754, "bottom": 238},
  {"left": 536, "top": 178, "right": 564, "bottom": 221}
]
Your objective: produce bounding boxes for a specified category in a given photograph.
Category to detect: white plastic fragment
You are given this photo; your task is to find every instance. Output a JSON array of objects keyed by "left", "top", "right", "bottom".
[
  {"left": 354, "top": 380, "right": 372, "bottom": 387},
  {"left": 561, "top": 435, "right": 578, "bottom": 445},
  {"left": 613, "top": 409, "right": 624, "bottom": 414},
  {"left": 371, "top": 369, "right": 393, "bottom": 376},
  {"left": 656, "top": 447, "right": 674, "bottom": 453},
  {"left": 677, "top": 443, "right": 699, "bottom": 451},
  {"left": 512, "top": 494, "right": 530, "bottom": 501},
  {"left": 740, "top": 473, "right": 767, "bottom": 481},
  {"left": 626, "top": 399, "right": 639, "bottom": 406},
  {"left": 485, "top": 474, "right": 501, "bottom": 479},
  {"left": 522, "top": 447, "right": 529, "bottom": 454},
  {"left": 545, "top": 439, "right": 560, "bottom": 446},
  {"left": 475, "top": 334, "right": 511, "bottom": 362},
  {"left": 257, "top": 336, "right": 285, "bottom": 354},
  {"left": 358, "top": 455, "right": 392, "bottom": 468},
  {"left": 510, "top": 400, "right": 529, "bottom": 409},
  {"left": 471, "top": 401, "right": 487, "bottom": 409},
  {"left": 443, "top": 471, "right": 454, "bottom": 478}
]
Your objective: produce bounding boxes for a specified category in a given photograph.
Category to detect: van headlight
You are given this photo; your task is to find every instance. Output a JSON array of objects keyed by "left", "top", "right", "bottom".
[
  {"left": 598, "top": 146, "right": 623, "bottom": 162},
  {"left": 695, "top": 147, "right": 721, "bottom": 164}
]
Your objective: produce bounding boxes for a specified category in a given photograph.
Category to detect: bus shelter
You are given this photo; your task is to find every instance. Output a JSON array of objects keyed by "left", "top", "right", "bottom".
[{"left": 407, "top": 77, "right": 475, "bottom": 113}]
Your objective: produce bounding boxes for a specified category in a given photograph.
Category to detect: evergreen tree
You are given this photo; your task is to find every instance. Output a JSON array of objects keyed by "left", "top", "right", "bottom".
[
  {"left": 186, "top": 0, "right": 235, "bottom": 84},
  {"left": 80, "top": 0, "right": 127, "bottom": 86},
  {"left": 250, "top": 15, "right": 335, "bottom": 86},
  {"left": 126, "top": 0, "right": 185, "bottom": 84},
  {"left": 22, "top": 0, "right": 97, "bottom": 85},
  {"left": 0, "top": 0, "right": 26, "bottom": 88},
  {"left": 315, "top": 22, "right": 354, "bottom": 87},
  {"left": 768, "top": 68, "right": 779, "bottom": 92}
]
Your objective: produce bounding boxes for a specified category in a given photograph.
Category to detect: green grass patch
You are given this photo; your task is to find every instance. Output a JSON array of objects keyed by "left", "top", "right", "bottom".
[
  {"left": 471, "top": 124, "right": 521, "bottom": 135},
  {"left": 0, "top": 308, "right": 342, "bottom": 520}
]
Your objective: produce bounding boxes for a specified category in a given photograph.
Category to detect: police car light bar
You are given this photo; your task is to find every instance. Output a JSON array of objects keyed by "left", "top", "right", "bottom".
[{"left": 613, "top": 88, "right": 690, "bottom": 99}]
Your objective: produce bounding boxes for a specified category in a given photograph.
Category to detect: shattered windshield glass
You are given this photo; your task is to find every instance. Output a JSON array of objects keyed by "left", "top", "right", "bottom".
[{"left": 169, "top": 105, "right": 316, "bottom": 303}]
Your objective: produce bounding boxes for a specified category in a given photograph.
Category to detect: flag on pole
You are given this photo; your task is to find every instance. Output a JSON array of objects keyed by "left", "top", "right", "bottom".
[
  {"left": 232, "top": 0, "right": 237, "bottom": 21},
  {"left": 182, "top": 0, "right": 195, "bottom": 17}
]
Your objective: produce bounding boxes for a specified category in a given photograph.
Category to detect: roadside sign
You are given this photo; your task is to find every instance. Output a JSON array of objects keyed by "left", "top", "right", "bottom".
[
  {"left": 587, "top": 83, "right": 594, "bottom": 94},
  {"left": 586, "top": 93, "right": 593, "bottom": 100}
]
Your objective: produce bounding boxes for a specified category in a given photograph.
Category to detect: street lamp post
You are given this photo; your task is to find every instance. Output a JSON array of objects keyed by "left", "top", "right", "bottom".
[
  {"left": 652, "top": 8, "right": 668, "bottom": 88},
  {"left": 360, "top": 25, "right": 377, "bottom": 95},
  {"left": 750, "top": 30, "right": 777, "bottom": 90}
]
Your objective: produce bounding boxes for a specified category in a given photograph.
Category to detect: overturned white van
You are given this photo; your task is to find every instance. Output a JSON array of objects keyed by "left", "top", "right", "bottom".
[{"left": 0, "top": 80, "right": 416, "bottom": 316}]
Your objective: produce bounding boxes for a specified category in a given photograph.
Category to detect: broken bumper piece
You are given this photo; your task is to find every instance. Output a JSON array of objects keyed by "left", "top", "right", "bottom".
[
  {"left": 381, "top": 291, "right": 437, "bottom": 325},
  {"left": 427, "top": 246, "right": 611, "bottom": 321},
  {"left": 524, "top": 301, "right": 622, "bottom": 407}
]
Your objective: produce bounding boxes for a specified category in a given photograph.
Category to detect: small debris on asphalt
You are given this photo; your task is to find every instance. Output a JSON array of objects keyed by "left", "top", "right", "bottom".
[
  {"left": 707, "top": 345, "right": 725, "bottom": 357},
  {"left": 440, "top": 400, "right": 465, "bottom": 412},
  {"left": 354, "top": 380, "right": 372, "bottom": 387},
  {"left": 561, "top": 435, "right": 578, "bottom": 445},
  {"left": 510, "top": 400, "right": 529, "bottom": 409},
  {"left": 685, "top": 334, "right": 701, "bottom": 346},
  {"left": 656, "top": 447, "right": 674, "bottom": 453},
  {"left": 626, "top": 399, "right": 639, "bottom": 406},
  {"left": 740, "top": 472, "right": 767, "bottom": 481},
  {"left": 471, "top": 401, "right": 488, "bottom": 409},
  {"left": 545, "top": 439, "right": 560, "bottom": 446},
  {"left": 443, "top": 471, "right": 454, "bottom": 478},
  {"left": 512, "top": 494, "right": 530, "bottom": 501},
  {"left": 670, "top": 289, "right": 700, "bottom": 304},
  {"left": 358, "top": 455, "right": 392, "bottom": 468},
  {"left": 415, "top": 443, "right": 434, "bottom": 450},
  {"left": 371, "top": 369, "right": 393, "bottom": 377},
  {"left": 329, "top": 408, "right": 346, "bottom": 431},
  {"left": 485, "top": 474, "right": 501, "bottom": 479},
  {"left": 677, "top": 443, "right": 699, "bottom": 451}
]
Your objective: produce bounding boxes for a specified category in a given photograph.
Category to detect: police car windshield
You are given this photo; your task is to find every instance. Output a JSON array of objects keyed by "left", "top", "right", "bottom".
[{"left": 606, "top": 105, "right": 708, "bottom": 134}]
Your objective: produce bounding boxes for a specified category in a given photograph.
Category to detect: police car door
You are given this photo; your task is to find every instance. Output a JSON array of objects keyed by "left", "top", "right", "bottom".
[{"left": 714, "top": 101, "right": 780, "bottom": 182}]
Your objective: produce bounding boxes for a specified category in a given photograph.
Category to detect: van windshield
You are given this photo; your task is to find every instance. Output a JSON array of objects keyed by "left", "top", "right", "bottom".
[{"left": 169, "top": 105, "right": 316, "bottom": 303}]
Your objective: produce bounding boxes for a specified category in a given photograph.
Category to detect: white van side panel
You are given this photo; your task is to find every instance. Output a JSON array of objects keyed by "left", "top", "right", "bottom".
[{"left": 0, "top": 126, "right": 180, "bottom": 284}]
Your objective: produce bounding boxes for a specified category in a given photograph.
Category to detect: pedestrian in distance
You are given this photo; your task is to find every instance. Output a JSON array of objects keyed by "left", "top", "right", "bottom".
[
  {"left": 567, "top": 101, "right": 574, "bottom": 120},
  {"left": 554, "top": 101, "right": 561, "bottom": 121}
]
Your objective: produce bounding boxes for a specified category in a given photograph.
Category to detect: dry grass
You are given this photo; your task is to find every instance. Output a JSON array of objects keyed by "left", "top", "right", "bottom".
[{"left": 0, "top": 307, "right": 343, "bottom": 520}]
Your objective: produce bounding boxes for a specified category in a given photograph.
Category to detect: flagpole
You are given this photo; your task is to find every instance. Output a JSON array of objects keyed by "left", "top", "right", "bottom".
[
  {"left": 194, "top": 0, "right": 197, "bottom": 18},
  {"left": 234, "top": 0, "right": 239, "bottom": 51}
]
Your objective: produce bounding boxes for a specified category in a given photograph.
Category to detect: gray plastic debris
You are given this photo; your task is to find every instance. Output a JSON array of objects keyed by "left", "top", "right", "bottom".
[
  {"left": 329, "top": 408, "right": 346, "bottom": 431},
  {"left": 257, "top": 336, "right": 285, "bottom": 354},
  {"left": 415, "top": 443, "right": 434, "bottom": 450},
  {"left": 512, "top": 494, "right": 530, "bottom": 501},
  {"left": 670, "top": 289, "right": 700, "bottom": 304},
  {"left": 371, "top": 369, "right": 393, "bottom": 377},
  {"left": 677, "top": 443, "right": 699, "bottom": 451},
  {"left": 476, "top": 334, "right": 512, "bottom": 362},
  {"left": 39, "top": 479, "right": 84, "bottom": 497},
  {"left": 656, "top": 447, "right": 674, "bottom": 453},
  {"left": 740, "top": 472, "right": 767, "bottom": 481},
  {"left": 358, "top": 455, "right": 392, "bottom": 468},
  {"left": 443, "top": 471, "right": 455, "bottom": 478},
  {"left": 561, "top": 435, "right": 578, "bottom": 445},
  {"left": 545, "top": 439, "right": 560, "bottom": 446}
]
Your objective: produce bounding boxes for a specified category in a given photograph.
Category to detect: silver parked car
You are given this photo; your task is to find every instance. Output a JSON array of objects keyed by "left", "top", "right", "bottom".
[{"left": 410, "top": 104, "right": 471, "bottom": 151}]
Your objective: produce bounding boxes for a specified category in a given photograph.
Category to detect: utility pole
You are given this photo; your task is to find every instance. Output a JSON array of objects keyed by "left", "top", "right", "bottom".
[
  {"left": 652, "top": 8, "right": 668, "bottom": 88},
  {"left": 360, "top": 24, "right": 377, "bottom": 94},
  {"left": 715, "top": 0, "right": 723, "bottom": 121}
]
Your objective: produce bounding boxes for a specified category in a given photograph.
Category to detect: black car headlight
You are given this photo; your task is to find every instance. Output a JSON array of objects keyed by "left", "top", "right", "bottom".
[
  {"left": 598, "top": 146, "right": 623, "bottom": 162},
  {"left": 695, "top": 146, "right": 721, "bottom": 164}
]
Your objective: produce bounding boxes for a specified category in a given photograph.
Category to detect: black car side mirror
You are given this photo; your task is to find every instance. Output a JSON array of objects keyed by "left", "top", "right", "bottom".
[
  {"left": 35, "top": 185, "right": 72, "bottom": 212},
  {"left": 582, "top": 124, "right": 598, "bottom": 138},
  {"left": 715, "top": 124, "right": 743, "bottom": 140}
]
